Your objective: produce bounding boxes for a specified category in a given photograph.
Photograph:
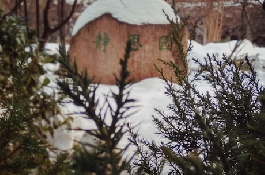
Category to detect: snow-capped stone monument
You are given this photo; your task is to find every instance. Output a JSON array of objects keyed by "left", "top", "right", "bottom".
[{"left": 70, "top": 0, "right": 188, "bottom": 84}]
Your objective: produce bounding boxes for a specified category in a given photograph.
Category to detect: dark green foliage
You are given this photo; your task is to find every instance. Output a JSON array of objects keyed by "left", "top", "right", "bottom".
[
  {"left": 128, "top": 127, "right": 166, "bottom": 174},
  {"left": 131, "top": 52, "right": 265, "bottom": 175},
  {"left": 129, "top": 2, "right": 265, "bottom": 174},
  {"left": 156, "top": 54, "right": 264, "bottom": 175},
  {"left": 0, "top": 15, "right": 69, "bottom": 174},
  {"left": 58, "top": 41, "right": 137, "bottom": 175}
]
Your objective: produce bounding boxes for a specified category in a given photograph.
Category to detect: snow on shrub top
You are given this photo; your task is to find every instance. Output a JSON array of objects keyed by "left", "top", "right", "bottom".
[{"left": 72, "top": 0, "right": 177, "bottom": 36}]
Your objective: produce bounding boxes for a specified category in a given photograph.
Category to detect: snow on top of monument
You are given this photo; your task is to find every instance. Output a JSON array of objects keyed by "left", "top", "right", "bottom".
[{"left": 72, "top": 0, "right": 177, "bottom": 36}]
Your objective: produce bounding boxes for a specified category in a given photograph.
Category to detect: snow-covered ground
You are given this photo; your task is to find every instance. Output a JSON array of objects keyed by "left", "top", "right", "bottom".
[{"left": 43, "top": 39, "right": 265, "bottom": 173}]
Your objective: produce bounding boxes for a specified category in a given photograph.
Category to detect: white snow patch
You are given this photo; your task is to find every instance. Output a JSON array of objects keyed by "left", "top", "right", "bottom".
[
  {"left": 188, "top": 40, "right": 265, "bottom": 72},
  {"left": 72, "top": 0, "right": 177, "bottom": 36},
  {"left": 45, "top": 43, "right": 70, "bottom": 55},
  {"left": 42, "top": 40, "right": 265, "bottom": 174},
  {"left": 176, "top": 1, "right": 263, "bottom": 8},
  {"left": 66, "top": 0, "right": 95, "bottom": 5},
  {"left": 53, "top": 0, "right": 95, "bottom": 6}
]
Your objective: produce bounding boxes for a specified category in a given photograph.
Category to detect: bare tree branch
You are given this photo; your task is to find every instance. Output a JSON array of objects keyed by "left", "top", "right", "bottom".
[
  {"left": 43, "top": 0, "right": 53, "bottom": 32},
  {"left": 51, "top": 0, "right": 78, "bottom": 33},
  {"left": 2, "top": 0, "right": 23, "bottom": 18},
  {"left": 40, "top": 0, "right": 78, "bottom": 50}
]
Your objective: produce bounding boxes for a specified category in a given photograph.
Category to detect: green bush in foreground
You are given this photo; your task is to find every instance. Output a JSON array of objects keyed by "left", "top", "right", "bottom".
[
  {"left": 57, "top": 40, "right": 136, "bottom": 175},
  {"left": 129, "top": 2, "right": 265, "bottom": 173},
  {"left": 0, "top": 15, "right": 70, "bottom": 175},
  {"left": 130, "top": 38, "right": 265, "bottom": 175}
]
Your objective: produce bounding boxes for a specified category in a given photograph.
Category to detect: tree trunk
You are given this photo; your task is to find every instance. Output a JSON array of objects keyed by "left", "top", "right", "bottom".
[
  {"left": 15, "top": 0, "right": 18, "bottom": 16},
  {"left": 0, "top": 0, "right": 2, "bottom": 16},
  {"left": 23, "top": 0, "right": 28, "bottom": 34},
  {"left": 40, "top": 30, "right": 51, "bottom": 51},
  {"left": 59, "top": 0, "right": 65, "bottom": 45},
  {"left": 36, "top": 0, "right": 40, "bottom": 38},
  {"left": 40, "top": 0, "right": 78, "bottom": 51}
]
